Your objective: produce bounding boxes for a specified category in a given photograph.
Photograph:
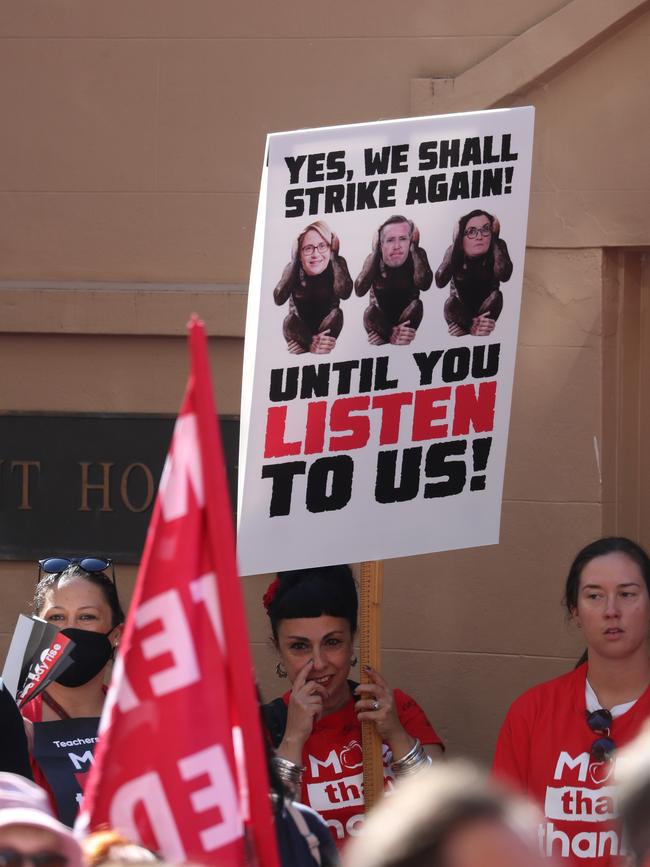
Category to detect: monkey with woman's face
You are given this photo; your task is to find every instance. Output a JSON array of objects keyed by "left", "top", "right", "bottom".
[
  {"left": 354, "top": 215, "right": 433, "bottom": 346},
  {"left": 435, "top": 210, "right": 513, "bottom": 338},
  {"left": 273, "top": 221, "right": 353, "bottom": 354}
]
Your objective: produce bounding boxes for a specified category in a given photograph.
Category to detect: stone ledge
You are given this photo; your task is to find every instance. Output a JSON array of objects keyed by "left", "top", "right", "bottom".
[{"left": 0, "top": 281, "right": 248, "bottom": 337}]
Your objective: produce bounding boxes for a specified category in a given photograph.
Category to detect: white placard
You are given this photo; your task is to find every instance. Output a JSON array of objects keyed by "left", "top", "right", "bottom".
[{"left": 238, "top": 108, "right": 534, "bottom": 576}]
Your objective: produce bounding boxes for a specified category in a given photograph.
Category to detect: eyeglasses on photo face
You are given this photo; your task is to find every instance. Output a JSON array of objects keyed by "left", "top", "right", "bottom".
[
  {"left": 464, "top": 224, "right": 492, "bottom": 239},
  {"left": 301, "top": 241, "right": 330, "bottom": 256}
]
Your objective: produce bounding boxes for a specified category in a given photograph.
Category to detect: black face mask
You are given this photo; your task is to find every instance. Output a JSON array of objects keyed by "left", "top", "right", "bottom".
[{"left": 55, "top": 627, "right": 114, "bottom": 688}]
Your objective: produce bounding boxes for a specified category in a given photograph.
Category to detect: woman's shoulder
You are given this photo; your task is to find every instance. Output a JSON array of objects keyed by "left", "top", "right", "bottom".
[
  {"left": 506, "top": 664, "right": 585, "bottom": 718},
  {"left": 261, "top": 693, "right": 291, "bottom": 749}
]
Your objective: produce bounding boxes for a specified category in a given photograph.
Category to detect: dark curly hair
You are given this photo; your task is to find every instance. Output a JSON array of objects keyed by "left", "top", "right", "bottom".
[{"left": 265, "top": 565, "right": 358, "bottom": 641}]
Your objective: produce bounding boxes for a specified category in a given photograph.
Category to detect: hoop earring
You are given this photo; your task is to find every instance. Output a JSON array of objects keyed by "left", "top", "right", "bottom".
[
  {"left": 276, "top": 662, "right": 288, "bottom": 679},
  {"left": 350, "top": 655, "right": 358, "bottom": 667}
]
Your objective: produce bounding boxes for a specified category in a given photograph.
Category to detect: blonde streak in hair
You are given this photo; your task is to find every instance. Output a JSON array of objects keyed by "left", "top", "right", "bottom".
[{"left": 306, "top": 220, "right": 333, "bottom": 246}]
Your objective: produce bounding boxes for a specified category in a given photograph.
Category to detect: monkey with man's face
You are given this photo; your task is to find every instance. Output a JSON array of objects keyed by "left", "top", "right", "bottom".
[{"left": 354, "top": 215, "right": 433, "bottom": 346}]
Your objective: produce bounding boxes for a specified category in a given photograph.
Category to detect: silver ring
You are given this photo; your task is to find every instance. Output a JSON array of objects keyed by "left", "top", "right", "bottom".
[{"left": 372, "top": 700, "right": 380, "bottom": 711}]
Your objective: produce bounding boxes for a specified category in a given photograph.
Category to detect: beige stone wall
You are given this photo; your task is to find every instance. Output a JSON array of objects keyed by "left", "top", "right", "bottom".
[
  {"left": 0, "top": 0, "right": 569, "bottom": 283},
  {"left": 1, "top": 0, "right": 648, "bottom": 764},
  {"left": 521, "top": 11, "right": 650, "bottom": 249}
]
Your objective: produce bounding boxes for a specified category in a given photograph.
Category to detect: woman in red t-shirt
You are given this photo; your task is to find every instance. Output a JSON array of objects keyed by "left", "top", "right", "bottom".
[
  {"left": 22, "top": 558, "right": 124, "bottom": 825},
  {"left": 261, "top": 565, "right": 443, "bottom": 847},
  {"left": 493, "top": 537, "right": 650, "bottom": 867}
]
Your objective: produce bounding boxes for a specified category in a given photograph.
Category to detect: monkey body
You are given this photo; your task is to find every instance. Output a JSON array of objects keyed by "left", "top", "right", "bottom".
[
  {"left": 436, "top": 237, "right": 511, "bottom": 335},
  {"left": 274, "top": 254, "right": 352, "bottom": 353},
  {"left": 289, "top": 265, "right": 344, "bottom": 334},
  {"left": 355, "top": 245, "right": 433, "bottom": 345}
]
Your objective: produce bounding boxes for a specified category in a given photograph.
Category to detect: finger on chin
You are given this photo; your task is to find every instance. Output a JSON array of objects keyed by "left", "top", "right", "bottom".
[{"left": 306, "top": 681, "right": 329, "bottom": 698}]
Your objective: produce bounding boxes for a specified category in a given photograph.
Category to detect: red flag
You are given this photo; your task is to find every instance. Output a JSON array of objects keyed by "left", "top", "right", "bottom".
[{"left": 77, "top": 318, "right": 280, "bottom": 867}]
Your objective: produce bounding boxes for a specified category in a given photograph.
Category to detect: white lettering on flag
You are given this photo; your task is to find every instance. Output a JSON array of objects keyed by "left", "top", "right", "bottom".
[
  {"left": 159, "top": 414, "right": 204, "bottom": 521},
  {"left": 190, "top": 573, "right": 225, "bottom": 652},
  {"left": 99, "top": 656, "right": 139, "bottom": 735},
  {"left": 110, "top": 771, "right": 185, "bottom": 862},
  {"left": 136, "top": 590, "right": 200, "bottom": 696},
  {"left": 178, "top": 745, "right": 243, "bottom": 851}
]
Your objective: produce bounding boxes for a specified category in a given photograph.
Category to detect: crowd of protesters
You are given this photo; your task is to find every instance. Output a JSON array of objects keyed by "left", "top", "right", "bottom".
[{"left": 1, "top": 537, "right": 649, "bottom": 867}]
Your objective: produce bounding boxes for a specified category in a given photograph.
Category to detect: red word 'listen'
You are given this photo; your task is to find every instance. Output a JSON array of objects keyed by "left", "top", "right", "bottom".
[{"left": 264, "top": 381, "right": 496, "bottom": 459}]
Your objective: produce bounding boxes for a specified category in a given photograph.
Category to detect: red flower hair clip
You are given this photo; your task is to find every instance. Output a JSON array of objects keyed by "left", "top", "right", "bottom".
[{"left": 263, "top": 577, "right": 281, "bottom": 613}]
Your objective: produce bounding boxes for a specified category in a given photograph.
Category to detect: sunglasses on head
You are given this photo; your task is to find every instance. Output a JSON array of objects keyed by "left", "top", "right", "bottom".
[
  {"left": 586, "top": 708, "right": 616, "bottom": 763},
  {"left": 38, "top": 556, "right": 116, "bottom": 590},
  {"left": 0, "top": 850, "right": 68, "bottom": 867}
]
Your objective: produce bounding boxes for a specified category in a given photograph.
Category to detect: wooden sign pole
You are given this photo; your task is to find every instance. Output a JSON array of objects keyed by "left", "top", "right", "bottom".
[{"left": 359, "top": 559, "right": 384, "bottom": 811}]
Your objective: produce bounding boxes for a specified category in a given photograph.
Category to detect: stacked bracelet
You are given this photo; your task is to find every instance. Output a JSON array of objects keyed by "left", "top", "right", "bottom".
[
  {"left": 391, "top": 738, "right": 432, "bottom": 778},
  {"left": 272, "top": 755, "right": 304, "bottom": 796}
]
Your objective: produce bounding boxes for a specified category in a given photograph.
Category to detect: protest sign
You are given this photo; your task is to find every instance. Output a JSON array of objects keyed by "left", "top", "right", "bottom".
[
  {"left": 238, "top": 108, "right": 534, "bottom": 575},
  {"left": 2, "top": 614, "right": 74, "bottom": 706},
  {"left": 77, "top": 320, "right": 279, "bottom": 867}
]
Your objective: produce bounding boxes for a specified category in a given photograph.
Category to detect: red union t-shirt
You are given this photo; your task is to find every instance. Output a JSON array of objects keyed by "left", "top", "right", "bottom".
[
  {"left": 493, "top": 664, "right": 650, "bottom": 867},
  {"left": 282, "top": 688, "right": 442, "bottom": 847}
]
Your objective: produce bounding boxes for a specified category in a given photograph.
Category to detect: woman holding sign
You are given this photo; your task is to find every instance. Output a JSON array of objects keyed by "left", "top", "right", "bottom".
[
  {"left": 493, "top": 537, "right": 650, "bottom": 866},
  {"left": 22, "top": 558, "right": 124, "bottom": 825},
  {"left": 273, "top": 221, "right": 353, "bottom": 354},
  {"left": 262, "top": 565, "right": 443, "bottom": 846}
]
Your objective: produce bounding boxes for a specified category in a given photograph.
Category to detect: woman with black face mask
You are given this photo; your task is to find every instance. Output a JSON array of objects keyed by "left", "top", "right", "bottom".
[{"left": 21, "top": 560, "right": 124, "bottom": 826}]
